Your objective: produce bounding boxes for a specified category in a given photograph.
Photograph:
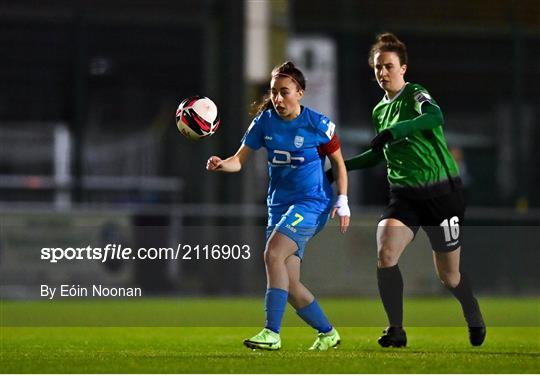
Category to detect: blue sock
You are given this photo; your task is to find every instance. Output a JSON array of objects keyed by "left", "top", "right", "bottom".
[
  {"left": 296, "top": 300, "right": 332, "bottom": 333},
  {"left": 264, "top": 288, "right": 288, "bottom": 333}
]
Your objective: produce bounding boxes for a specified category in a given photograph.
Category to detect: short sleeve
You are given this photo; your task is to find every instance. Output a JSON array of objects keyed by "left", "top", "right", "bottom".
[
  {"left": 241, "top": 116, "right": 264, "bottom": 150},
  {"left": 413, "top": 89, "right": 438, "bottom": 114},
  {"left": 315, "top": 115, "right": 336, "bottom": 145}
]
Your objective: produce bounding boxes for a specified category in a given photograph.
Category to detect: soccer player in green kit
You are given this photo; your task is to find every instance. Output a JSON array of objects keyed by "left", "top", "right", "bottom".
[{"left": 337, "top": 33, "right": 486, "bottom": 347}]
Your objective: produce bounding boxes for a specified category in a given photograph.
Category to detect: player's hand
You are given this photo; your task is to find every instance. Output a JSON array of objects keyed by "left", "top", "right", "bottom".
[
  {"left": 370, "top": 129, "right": 393, "bottom": 152},
  {"left": 206, "top": 156, "right": 223, "bottom": 171},
  {"left": 331, "top": 194, "right": 350, "bottom": 234}
]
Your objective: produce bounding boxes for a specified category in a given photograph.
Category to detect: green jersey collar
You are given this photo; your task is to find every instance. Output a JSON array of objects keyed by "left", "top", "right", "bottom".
[{"left": 382, "top": 82, "right": 410, "bottom": 103}]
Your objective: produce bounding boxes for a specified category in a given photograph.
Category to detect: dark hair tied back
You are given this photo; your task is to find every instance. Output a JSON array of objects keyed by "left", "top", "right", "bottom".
[
  {"left": 368, "top": 32, "right": 408, "bottom": 68},
  {"left": 251, "top": 61, "right": 306, "bottom": 116},
  {"left": 271, "top": 61, "right": 306, "bottom": 91}
]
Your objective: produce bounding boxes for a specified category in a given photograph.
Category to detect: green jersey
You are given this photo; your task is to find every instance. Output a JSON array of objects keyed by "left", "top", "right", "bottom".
[{"left": 372, "top": 82, "right": 460, "bottom": 196}]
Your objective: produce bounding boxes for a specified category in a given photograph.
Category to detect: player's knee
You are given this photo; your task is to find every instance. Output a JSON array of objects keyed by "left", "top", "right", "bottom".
[
  {"left": 263, "top": 247, "right": 285, "bottom": 266},
  {"left": 438, "top": 271, "right": 460, "bottom": 288},
  {"left": 377, "top": 245, "right": 400, "bottom": 267}
]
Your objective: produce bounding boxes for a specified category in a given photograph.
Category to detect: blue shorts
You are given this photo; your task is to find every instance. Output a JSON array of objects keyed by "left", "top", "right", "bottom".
[{"left": 266, "top": 201, "right": 331, "bottom": 259}]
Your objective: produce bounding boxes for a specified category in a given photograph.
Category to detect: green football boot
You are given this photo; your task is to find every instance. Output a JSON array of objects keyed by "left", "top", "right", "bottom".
[
  {"left": 309, "top": 328, "right": 341, "bottom": 350},
  {"left": 243, "top": 328, "right": 281, "bottom": 350}
]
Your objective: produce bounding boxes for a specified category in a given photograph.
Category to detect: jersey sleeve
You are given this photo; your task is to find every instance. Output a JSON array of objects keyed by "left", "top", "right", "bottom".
[
  {"left": 389, "top": 100, "right": 444, "bottom": 139},
  {"left": 241, "top": 116, "right": 264, "bottom": 150},
  {"left": 345, "top": 148, "right": 385, "bottom": 171},
  {"left": 412, "top": 87, "right": 439, "bottom": 114},
  {"left": 315, "top": 115, "right": 336, "bottom": 145},
  {"left": 317, "top": 134, "right": 341, "bottom": 156},
  {"left": 315, "top": 115, "right": 341, "bottom": 155}
]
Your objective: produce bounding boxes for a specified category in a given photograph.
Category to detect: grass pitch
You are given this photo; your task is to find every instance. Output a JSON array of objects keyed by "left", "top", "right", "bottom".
[{"left": 1, "top": 297, "right": 539, "bottom": 373}]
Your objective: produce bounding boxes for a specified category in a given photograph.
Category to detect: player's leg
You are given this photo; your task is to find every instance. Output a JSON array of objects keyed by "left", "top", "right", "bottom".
[
  {"left": 425, "top": 188, "right": 485, "bottom": 346},
  {"left": 376, "top": 217, "right": 415, "bottom": 347},
  {"left": 286, "top": 255, "right": 314, "bottom": 309},
  {"left": 433, "top": 248, "right": 486, "bottom": 346},
  {"left": 243, "top": 231, "right": 297, "bottom": 350},
  {"left": 264, "top": 230, "right": 298, "bottom": 290},
  {"left": 286, "top": 256, "right": 340, "bottom": 350},
  {"left": 285, "top": 207, "right": 329, "bottom": 310}
]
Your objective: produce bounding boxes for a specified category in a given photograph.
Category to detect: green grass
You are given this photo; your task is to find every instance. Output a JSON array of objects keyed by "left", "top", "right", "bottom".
[
  {"left": 2, "top": 297, "right": 538, "bottom": 326},
  {"left": 1, "top": 297, "right": 539, "bottom": 373}
]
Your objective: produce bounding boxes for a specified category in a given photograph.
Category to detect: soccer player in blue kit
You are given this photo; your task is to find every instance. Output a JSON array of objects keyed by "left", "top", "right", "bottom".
[{"left": 207, "top": 61, "right": 350, "bottom": 351}]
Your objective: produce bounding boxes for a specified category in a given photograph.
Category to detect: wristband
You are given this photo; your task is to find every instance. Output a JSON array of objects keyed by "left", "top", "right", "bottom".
[{"left": 334, "top": 195, "right": 351, "bottom": 217}]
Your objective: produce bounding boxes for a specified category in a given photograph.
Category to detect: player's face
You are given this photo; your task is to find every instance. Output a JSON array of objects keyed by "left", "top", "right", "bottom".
[
  {"left": 373, "top": 51, "right": 407, "bottom": 98},
  {"left": 270, "top": 76, "right": 304, "bottom": 121}
]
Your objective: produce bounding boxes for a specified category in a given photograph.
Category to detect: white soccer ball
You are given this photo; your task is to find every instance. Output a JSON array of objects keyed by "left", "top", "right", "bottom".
[{"left": 175, "top": 95, "right": 220, "bottom": 140}]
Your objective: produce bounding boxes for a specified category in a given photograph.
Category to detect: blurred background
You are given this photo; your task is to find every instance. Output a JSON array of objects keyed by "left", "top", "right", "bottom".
[{"left": 1, "top": 0, "right": 539, "bottom": 299}]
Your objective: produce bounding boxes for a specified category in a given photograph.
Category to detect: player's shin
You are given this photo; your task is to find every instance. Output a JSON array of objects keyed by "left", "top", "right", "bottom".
[
  {"left": 264, "top": 288, "right": 288, "bottom": 333},
  {"left": 377, "top": 264, "right": 404, "bottom": 327},
  {"left": 296, "top": 299, "right": 332, "bottom": 333},
  {"left": 446, "top": 273, "right": 486, "bottom": 346},
  {"left": 447, "top": 273, "right": 484, "bottom": 327}
]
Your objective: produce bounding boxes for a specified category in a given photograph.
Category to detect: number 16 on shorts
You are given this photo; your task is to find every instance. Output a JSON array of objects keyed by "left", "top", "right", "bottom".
[{"left": 440, "top": 216, "right": 460, "bottom": 243}]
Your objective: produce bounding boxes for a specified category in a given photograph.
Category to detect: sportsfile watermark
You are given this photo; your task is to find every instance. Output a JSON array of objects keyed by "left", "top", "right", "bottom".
[
  {"left": 1, "top": 223, "right": 539, "bottom": 326},
  {"left": 40, "top": 243, "right": 252, "bottom": 263}
]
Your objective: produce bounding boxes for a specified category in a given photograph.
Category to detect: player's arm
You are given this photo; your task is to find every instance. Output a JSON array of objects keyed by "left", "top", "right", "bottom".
[
  {"left": 370, "top": 103, "right": 443, "bottom": 151},
  {"left": 326, "top": 148, "right": 384, "bottom": 183},
  {"left": 327, "top": 148, "right": 350, "bottom": 234},
  {"left": 345, "top": 148, "right": 385, "bottom": 171},
  {"left": 206, "top": 144, "right": 252, "bottom": 173},
  {"left": 328, "top": 148, "right": 348, "bottom": 198},
  {"left": 388, "top": 102, "right": 443, "bottom": 139}
]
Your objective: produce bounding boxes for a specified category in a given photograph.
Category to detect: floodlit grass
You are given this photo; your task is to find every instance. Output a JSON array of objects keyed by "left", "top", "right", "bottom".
[{"left": 1, "top": 297, "right": 539, "bottom": 373}]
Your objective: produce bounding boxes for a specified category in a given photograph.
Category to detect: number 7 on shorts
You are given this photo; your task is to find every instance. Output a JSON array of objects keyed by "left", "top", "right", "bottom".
[{"left": 291, "top": 213, "right": 304, "bottom": 226}]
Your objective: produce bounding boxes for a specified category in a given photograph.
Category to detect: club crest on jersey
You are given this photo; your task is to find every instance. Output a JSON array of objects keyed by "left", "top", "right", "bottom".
[{"left": 294, "top": 135, "right": 304, "bottom": 148}]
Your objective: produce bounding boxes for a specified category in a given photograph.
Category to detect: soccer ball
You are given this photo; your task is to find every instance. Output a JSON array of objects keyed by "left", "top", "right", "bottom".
[{"left": 175, "top": 95, "right": 220, "bottom": 140}]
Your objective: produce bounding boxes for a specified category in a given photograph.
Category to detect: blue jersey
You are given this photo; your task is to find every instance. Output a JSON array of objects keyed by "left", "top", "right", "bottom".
[{"left": 241, "top": 106, "right": 335, "bottom": 211}]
